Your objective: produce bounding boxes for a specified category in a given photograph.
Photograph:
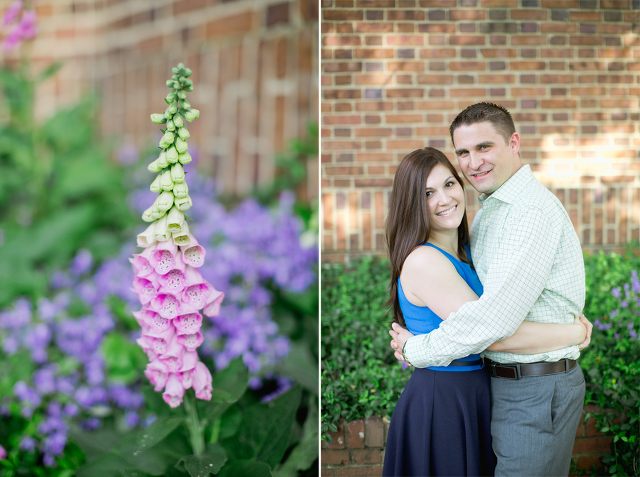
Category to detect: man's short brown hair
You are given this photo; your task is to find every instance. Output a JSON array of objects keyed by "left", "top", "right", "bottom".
[{"left": 449, "top": 102, "right": 516, "bottom": 145}]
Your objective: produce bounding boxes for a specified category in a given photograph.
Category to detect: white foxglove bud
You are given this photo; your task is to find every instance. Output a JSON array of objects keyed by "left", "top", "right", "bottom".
[
  {"left": 170, "top": 163, "right": 185, "bottom": 183},
  {"left": 173, "top": 115, "right": 184, "bottom": 128},
  {"left": 175, "top": 138, "right": 188, "bottom": 154},
  {"left": 150, "top": 114, "right": 167, "bottom": 124},
  {"left": 166, "top": 146, "right": 179, "bottom": 164},
  {"left": 159, "top": 170, "right": 174, "bottom": 191},
  {"left": 178, "top": 152, "right": 192, "bottom": 165},
  {"left": 142, "top": 206, "right": 155, "bottom": 222},
  {"left": 148, "top": 159, "right": 162, "bottom": 173},
  {"left": 177, "top": 128, "right": 190, "bottom": 140},
  {"left": 150, "top": 174, "right": 162, "bottom": 193},
  {"left": 184, "top": 109, "right": 199, "bottom": 122},
  {"left": 154, "top": 215, "right": 170, "bottom": 242},
  {"left": 166, "top": 207, "right": 185, "bottom": 233},
  {"left": 157, "top": 151, "right": 169, "bottom": 169},
  {"left": 137, "top": 222, "right": 157, "bottom": 247},
  {"left": 175, "top": 195, "right": 192, "bottom": 211},
  {"left": 159, "top": 131, "right": 175, "bottom": 149},
  {"left": 173, "top": 181, "right": 189, "bottom": 199},
  {"left": 166, "top": 119, "right": 175, "bottom": 131},
  {"left": 172, "top": 221, "right": 190, "bottom": 245}
]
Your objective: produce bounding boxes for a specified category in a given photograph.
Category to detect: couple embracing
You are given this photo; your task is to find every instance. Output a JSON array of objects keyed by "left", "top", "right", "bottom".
[{"left": 382, "top": 103, "right": 591, "bottom": 477}]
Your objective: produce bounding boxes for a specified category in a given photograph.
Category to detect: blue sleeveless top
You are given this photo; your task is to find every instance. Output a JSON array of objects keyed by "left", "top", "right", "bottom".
[{"left": 398, "top": 243, "right": 484, "bottom": 372}]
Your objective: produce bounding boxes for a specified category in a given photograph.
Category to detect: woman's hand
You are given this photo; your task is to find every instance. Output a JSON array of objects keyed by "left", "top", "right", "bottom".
[
  {"left": 389, "top": 323, "right": 415, "bottom": 366},
  {"left": 576, "top": 314, "right": 592, "bottom": 351}
]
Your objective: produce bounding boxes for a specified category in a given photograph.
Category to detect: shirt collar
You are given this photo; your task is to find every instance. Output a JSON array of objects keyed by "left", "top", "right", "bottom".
[{"left": 478, "top": 164, "right": 533, "bottom": 206}]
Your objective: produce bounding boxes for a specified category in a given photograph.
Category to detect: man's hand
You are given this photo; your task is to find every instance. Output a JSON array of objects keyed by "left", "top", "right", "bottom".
[
  {"left": 577, "top": 314, "right": 592, "bottom": 351},
  {"left": 389, "top": 323, "right": 415, "bottom": 365}
]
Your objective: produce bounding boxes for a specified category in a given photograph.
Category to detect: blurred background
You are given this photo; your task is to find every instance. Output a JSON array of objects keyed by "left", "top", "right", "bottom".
[
  {"left": 320, "top": 2, "right": 639, "bottom": 476},
  {"left": 0, "top": 0, "right": 319, "bottom": 476}
]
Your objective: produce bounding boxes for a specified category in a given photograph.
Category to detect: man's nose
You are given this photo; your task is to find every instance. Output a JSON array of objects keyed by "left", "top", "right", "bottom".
[{"left": 468, "top": 152, "right": 484, "bottom": 170}]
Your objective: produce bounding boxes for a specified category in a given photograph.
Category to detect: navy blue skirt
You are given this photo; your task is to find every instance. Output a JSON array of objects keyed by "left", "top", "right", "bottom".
[{"left": 383, "top": 367, "right": 495, "bottom": 477}]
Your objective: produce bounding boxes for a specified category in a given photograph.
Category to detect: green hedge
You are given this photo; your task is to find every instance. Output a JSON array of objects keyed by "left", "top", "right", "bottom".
[{"left": 321, "top": 244, "right": 640, "bottom": 475}]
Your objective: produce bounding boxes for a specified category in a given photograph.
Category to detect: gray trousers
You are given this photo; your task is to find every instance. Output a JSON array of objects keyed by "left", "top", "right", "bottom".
[{"left": 490, "top": 364, "right": 585, "bottom": 477}]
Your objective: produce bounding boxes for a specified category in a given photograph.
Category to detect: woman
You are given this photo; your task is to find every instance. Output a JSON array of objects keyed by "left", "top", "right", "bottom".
[{"left": 382, "top": 148, "right": 589, "bottom": 477}]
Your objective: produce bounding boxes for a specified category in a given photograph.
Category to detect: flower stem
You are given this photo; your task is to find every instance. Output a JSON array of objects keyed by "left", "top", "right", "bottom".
[{"left": 184, "top": 392, "right": 205, "bottom": 456}]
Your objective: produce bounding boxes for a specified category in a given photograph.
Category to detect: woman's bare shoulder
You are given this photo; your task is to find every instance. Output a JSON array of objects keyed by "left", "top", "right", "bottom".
[{"left": 402, "top": 245, "right": 458, "bottom": 280}]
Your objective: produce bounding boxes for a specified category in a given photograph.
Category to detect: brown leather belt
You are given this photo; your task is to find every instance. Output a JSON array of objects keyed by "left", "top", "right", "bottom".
[{"left": 485, "top": 358, "right": 577, "bottom": 380}]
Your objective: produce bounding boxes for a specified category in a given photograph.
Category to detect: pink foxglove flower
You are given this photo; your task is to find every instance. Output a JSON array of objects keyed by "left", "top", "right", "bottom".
[
  {"left": 1, "top": 2, "right": 37, "bottom": 51},
  {"left": 192, "top": 361, "right": 213, "bottom": 401},
  {"left": 131, "top": 63, "right": 222, "bottom": 407}
]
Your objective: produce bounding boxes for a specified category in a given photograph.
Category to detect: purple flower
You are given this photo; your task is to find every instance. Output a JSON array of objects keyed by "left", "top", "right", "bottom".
[
  {"left": 24, "top": 323, "right": 52, "bottom": 363},
  {"left": 80, "top": 418, "right": 101, "bottom": 430},
  {"left": 34, "top": 367, "right": 57, "bottom": 395},
  {"left": 631, "top": 330, "right": 638, "bottom": 339},
  {"left": 70, "top": 249, "right": 93, "bottom": 276},
  {"left": 628, "top": 323, "right": 634, "bottom": 330},
  {"left": 0, "top": 443, "right": 6, "bottom": 459},
  {"left": 14, "top": 381, "right": 41, "bottom": 407},
  {"left": 19, "top": 436, "right": 36, "bottom": 452},
  {"left": 611, "top": 287, "right": 621, "bottom": 298},
  {"left": 63, "top": 403, "right": 79, "bottom": 417},
  {"left": 614, "top": 333, "right": 620, "bottom": 339},
  {"left": 0, "top": 297, "right": 32, "bottom": 329},
  {"left": 123, "top": 411, "right": 140, "bottom": 428},
  {"left": 610, "top": 310, "right": 619, "bottom": 318}
]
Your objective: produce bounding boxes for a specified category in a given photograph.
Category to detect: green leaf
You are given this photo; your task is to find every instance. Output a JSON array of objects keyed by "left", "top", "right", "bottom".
[
  {"left": 118, "top": 417, "right": 184, "bottom": 454},
  {"left": 276, "top": 341, "right": 318, "bottom": 394},
  {"left": 35, "top": 62, "right": 64, "bottom": 83},
  {"left": 226, "top": 386, "right": 302, "bottom": 468},
  {"left": 199, "top": 358, "right": 248, "bottom": 421},
  {"left": 217, "top": 460, "right": 272, "bottom": 477},
  {"left": 101, "top": 332, "right": 147, "bottom": 384},
  {"left": 273, "top": 395, "right": 319, "bottom": 477},
  {"left": 177, "top": 444, "right": 228, "bottom": 477}
]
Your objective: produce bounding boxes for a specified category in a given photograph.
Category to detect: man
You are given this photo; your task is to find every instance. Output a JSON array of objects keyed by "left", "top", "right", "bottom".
[{"left": 390, "top": 102, "right": 587, "bottom": 476}]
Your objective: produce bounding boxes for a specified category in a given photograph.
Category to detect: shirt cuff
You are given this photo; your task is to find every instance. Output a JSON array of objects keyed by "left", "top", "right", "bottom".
[{"left": 403, "top": 334, "right": 430, "bottom": 368}]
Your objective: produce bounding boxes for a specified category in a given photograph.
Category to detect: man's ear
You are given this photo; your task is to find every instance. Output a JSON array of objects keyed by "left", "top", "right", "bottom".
[{"left": 509, "top": 132, "right": 520, "bottom": 156}]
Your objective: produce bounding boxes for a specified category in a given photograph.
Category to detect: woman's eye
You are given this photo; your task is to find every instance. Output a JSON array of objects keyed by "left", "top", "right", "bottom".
[
  {"left": 445, "top": 181, "right": 454, "bottom": 188},
  {"left": 426, "top": 191, "right": 432, "bottom": 198}
]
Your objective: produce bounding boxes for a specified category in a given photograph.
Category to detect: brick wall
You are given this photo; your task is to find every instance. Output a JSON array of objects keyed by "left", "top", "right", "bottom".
[
  {"left": 321, "top": 409, "right": 619, "bottom": 476},
  {"left": 321, "top": 0, "right": 640, "bottom": 262},
  {"left": 1, "top": 0, "right": 319, "bottom": 199}
]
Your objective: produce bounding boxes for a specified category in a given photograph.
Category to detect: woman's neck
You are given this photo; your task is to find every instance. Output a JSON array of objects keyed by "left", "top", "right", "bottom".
[{"left": 427, "top": 229, "right": 459, "bottom": 258}]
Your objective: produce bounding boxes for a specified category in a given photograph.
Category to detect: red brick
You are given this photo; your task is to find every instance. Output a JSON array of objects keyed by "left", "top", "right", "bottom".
[
  {"left": 321, "top": 449, "right": 350, "bottom": 465},
  {"left": 355, "top": 22, "right": 394, "bottom": 33},
  {"left": 450, "top": 10, "right": 486, "bottom": 20},
  {"left": 510, "top": 9, "right": 547, "bottom": 20},
  {"left": 365, "top": 416, "right": 385, "bottom": 447},
  {"left": 386, "top": 89, "right": 424, "bottom": 98},
  {"left": 479, "top": 74, "right": 515, "bottom": 83},
  {"left": 570, "top": 12, "right": 601, "bottom": 21},
  {"left": 386, "top": 114, "right": 423, "bottom": 123},
  {"left": 356, "top": 153, "right": 391, "bottom": 162},
  {"left": 601, "top": 0, "right": 630, "bottom": 7},
  {"left": 510, "top": 61, "right": 546, "bottom": 70},
  {"left": 336, "top": 466, "right": 383, "bottom": 476},
  {"left": 355, "top": 49, "right": 394, "bottom": 59},
  {"left": 449, "top": 61, "right": 487, "bottom": 71},
  {"left": 324, "top": 10, "right": 363, "bottom": 21},
  {"left": 575, "top": 455, "right": 603, "bottom": 472},
  {"left": 572, "top": 437, "right": 613, "bottom": 454},
  {"left": 449, "top": 35, "right": 486, "bottom": 45},
  {"left": 355, "top": 179, "right": 393, "bottom": 187},
  {"left": 387, "top": 61, "right": 425, "bottom": 72},
  {"left": 205, "top": 11, "right": 254, "bottom": 38},
  {"left": 357, "top": 0, "right": 395, "bottom": 6},
  {"left": 352, "top": 448, "right": 382, "bottom": 464},
  {"left": 355, "top": 128, "right": 392, "bottom": 137}
]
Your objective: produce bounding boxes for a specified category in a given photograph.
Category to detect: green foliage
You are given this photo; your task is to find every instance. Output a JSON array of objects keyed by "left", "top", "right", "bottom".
[
  {"left": 0, "top": 65, "right": 136, "bottom": 307},
  {"left": 577, "top": 244, "right": 640, "bottom": 476},
  {"left": 321, "top": 256, "right": 412, "bottom": 440},
  {"left": 322, "top": 245, "right": 640, "bottom": 477}
]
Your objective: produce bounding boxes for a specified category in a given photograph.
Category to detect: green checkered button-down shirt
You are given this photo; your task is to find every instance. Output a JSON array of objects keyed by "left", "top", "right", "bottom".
[{"left": 403, "top": 165, "right": 585, "bottom": 367}]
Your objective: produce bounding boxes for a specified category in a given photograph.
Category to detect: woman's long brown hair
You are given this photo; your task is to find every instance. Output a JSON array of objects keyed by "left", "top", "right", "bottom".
[{"left": 385, "top": 147, "right": 472, "bottom": 327}]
